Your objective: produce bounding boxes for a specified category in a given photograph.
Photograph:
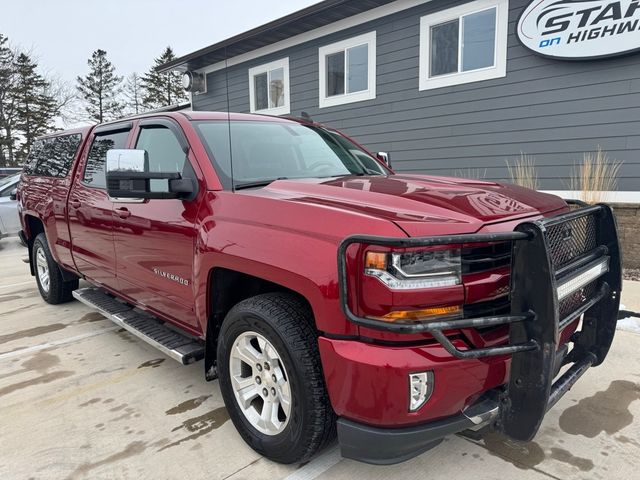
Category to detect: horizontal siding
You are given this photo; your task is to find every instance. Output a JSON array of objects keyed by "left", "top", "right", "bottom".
[{"left": 194, "top": 0, "right": 640, "bottom": 190}]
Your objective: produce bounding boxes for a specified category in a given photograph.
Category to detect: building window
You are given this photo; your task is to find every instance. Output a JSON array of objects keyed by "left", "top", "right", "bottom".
[
  {"left": 419, "top": 0, "right": 508, "bottom": 91},
  {"left": 319, "top": 31, "right": 376, "bottom": 108},
  {"left": 248, "top": 58, "right": 290, "bottom": 115}
]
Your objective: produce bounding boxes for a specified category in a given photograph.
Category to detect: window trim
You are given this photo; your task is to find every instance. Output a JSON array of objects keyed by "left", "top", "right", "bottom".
[
  {"left": 248, "top": 57, "right": 291, "bottom": 115},
  {"left": 318, "top": 31, "right": 377, "bottom": 109},
  {"left": 418, "top": 0, "right": 508, "bottom": 91},
  {"left": 137, "top": 118, "right": 189, "bottom": 152}
]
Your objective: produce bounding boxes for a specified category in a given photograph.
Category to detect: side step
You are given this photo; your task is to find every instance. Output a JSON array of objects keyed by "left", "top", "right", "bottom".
[{"left": 72, "top": 288, "right": 204, "bottom": 365}]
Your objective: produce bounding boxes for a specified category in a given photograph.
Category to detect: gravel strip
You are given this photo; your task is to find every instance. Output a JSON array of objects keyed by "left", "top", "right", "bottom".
[{"left": 623, "top": 269, "right": 640, "bottom": 281}]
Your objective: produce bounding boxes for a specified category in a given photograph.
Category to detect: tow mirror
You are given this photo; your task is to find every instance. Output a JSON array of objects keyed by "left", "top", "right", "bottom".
[
  {"left": 376, "top": 152, "right": 391, "bottom": 167},
  {"left": 9, "top": 188, "right": 17, "bottom": 201},
  {"left": 106, "top": 149, "right": 194, "bottom": 200}
]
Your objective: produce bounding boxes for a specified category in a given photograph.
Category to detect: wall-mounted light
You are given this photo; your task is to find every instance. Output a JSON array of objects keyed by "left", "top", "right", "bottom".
[{"left": 182, "top": 71, "right": 206, "bottom": 94}]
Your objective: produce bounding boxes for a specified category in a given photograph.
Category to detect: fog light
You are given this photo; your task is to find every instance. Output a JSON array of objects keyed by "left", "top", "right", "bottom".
[{"left": 409, "top": 371, "right": 434, "bottom": 412}]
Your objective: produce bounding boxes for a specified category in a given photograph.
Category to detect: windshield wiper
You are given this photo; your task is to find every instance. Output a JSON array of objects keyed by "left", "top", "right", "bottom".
[
  {"left": 234, "top": 177, "right": 288, "bottom": 190},
  {"left": 351, "top": 167, "right": 383, "bottom": 176}
]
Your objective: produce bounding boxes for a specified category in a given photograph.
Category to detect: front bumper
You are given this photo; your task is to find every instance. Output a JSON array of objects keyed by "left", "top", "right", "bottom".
[
  {"left": 332, "top": 204, "right": 621, "bottom": 462},
  {"left": 337, "top": 397, "right": 499, "bottom": 465}
]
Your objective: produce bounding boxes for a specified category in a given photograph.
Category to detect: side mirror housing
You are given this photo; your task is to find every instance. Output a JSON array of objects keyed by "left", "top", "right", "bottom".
[
  {"left": 376, "top": 152, "right": 391, "bottom": 167},
  {"left": 106, "top": 149, "right": 194, "bottom": 200},
  {"left": 9, "top": 188, "right": 17, "bottom": 201}
]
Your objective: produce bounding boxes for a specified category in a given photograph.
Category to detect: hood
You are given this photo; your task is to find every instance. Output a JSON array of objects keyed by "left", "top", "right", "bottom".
[{"left": 243, "top": 174, "right": 567, "bottom": 237}]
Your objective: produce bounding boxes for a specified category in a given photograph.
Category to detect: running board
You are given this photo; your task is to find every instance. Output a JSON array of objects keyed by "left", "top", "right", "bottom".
[{"left": 72, "top": 288, "right": 204, "bottom": 365}]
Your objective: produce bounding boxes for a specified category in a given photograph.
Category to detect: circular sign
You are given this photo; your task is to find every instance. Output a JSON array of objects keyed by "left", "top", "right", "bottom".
[{"left": 517, "top": 0, "right": 640, "bottom": 59}]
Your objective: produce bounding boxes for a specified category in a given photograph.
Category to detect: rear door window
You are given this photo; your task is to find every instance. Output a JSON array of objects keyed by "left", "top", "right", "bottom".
[
  {"left": 83, "top": 129, "right": 130, "bottom": 188},
  {"left": 23, "top": 139, "right": 44, "bottom": 176},
  {"left": 32, "top": 134, "right": 83, "bottom": 178}
]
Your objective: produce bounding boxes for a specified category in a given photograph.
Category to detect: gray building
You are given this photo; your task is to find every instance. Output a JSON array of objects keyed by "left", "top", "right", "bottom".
[{"left": 160, "top": 0, "right": 640, "bottom": 191}]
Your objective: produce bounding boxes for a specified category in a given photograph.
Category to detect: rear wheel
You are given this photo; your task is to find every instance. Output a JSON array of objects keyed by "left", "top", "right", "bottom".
[
  {"left": 217, "top": 293, "right": 336, "bottom": 464},
  {"left": 33, "top": 233, "right": 78, "bottom": 304}
]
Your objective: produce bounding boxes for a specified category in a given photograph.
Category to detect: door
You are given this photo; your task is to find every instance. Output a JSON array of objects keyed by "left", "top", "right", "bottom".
[
  {"left": 68, "top": 125, "right": 131, "bottom": 289},
  {"left": 112, "top": 119, "right": 202, "bottom": 331}
]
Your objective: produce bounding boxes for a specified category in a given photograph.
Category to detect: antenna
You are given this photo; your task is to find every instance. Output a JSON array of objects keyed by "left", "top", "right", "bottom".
[{"left": 224, "top": 46, "right": 235, "bottom": 192}]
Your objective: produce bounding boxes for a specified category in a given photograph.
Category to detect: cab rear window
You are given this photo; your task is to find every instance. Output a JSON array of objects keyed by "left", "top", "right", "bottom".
[{"left": 25, "top": 134, "right": 83, "bottom": 178}]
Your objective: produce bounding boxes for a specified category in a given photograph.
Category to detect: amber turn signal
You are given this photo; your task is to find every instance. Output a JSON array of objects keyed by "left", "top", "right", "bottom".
[
  {"left": 374, "top": 305, "right": 461, "bottom": 323},
  {"left": 364, "top": 251, "right": 387, "bottom": 270}
]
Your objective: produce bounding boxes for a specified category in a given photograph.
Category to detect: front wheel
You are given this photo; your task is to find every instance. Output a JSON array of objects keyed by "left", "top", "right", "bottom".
[
  {"left": 217, "top": 293, "right": 336, "bottom": 464},
  {"left": 32, "top": 233, "right": 78, "bottom": 304}
]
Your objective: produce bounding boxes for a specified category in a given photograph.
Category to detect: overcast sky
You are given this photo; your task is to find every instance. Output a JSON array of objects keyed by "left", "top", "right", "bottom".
[{"left": 1, "top": 0, "right": 320, "bottom": 83}]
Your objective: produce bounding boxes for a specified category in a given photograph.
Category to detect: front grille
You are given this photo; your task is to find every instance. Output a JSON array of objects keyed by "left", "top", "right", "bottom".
[
  {"left": 461, "top": 242, "right": 512, "bottom": 342},
  {"left": 558, "top": 280, "right": 597, "bottom": 321},
  {"left": 545, "top": 214, "right": 597, "bottom": 269},
  {"left": 462, "top": 242, "right": 512, "bottom": 274},
  {"left": 464, "top": 297, "right": 510, "bottom": 318},
  {"left": 464, "top": 297, "right": 510, "bottom": 334},
  {"left": 545, "top": 212, "right": 600, "bottom": 322}
]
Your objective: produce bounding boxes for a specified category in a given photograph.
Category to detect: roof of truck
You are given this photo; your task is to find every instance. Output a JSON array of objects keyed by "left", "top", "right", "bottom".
[
  {"left": 41, "top": 111, "right": 315, "bottom": 139},
  {"left": 181, "top": 111, "right": 306, "bottom": 123},
  {"left": 36, "top": 126, "right": 93, "bottom": 141}
]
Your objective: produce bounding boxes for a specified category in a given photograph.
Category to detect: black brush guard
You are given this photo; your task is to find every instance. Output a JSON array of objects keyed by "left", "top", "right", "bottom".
[{"left": 337, "top": 204, "right": 621, "bottom": 441}]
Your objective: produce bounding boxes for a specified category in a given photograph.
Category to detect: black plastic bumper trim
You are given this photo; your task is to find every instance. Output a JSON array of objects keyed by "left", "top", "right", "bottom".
[{"left": 337, "top": 398, "right": 499, "bottom": 465}]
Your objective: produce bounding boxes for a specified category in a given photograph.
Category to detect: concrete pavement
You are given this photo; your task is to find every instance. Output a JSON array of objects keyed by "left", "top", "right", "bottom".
[
  {"left": 622, "top": 280, "right": 640, "bottom": 312},
  {"left": 0, "top": 237, "right": 639, "bottom": 480}
]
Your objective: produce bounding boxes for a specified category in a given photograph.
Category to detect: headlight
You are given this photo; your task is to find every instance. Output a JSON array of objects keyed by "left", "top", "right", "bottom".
[{"left": 364, "top": 248, "right": 461, "bottom": 290}]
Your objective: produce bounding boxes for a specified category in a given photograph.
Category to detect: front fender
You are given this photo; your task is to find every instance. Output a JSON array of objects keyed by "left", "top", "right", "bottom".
[
  {"left": 192, "top": 191, "right": 408, "bottom": 335},
  {"left": 194, "top": 228, "right": 353, "bottom": 336}
]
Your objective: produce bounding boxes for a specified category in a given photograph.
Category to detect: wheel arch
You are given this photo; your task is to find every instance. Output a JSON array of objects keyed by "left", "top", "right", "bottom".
[
  {"left": 23, "top": 214, "right": 45, "bottom": 275},
  {"left": 203, "top": 266, "right": 319, "bottom": 381}
]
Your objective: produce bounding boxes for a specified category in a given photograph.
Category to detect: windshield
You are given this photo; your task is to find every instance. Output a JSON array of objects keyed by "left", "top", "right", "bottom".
[{"left": 194, "top": 120, "right": 387, "bottom": 189}]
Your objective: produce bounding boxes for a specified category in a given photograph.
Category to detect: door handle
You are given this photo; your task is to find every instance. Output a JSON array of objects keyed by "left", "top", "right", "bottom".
[
  {"left": 70, "top": 199, "right": 81, "bottom": 209},
  {"left": 115, "top": 207, "right": 131, "bottom": 219}
]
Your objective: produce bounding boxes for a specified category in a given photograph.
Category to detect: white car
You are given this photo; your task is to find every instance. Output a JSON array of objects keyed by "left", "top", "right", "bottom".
[{"left": 0, "top": 173, "right": 20, "bottom": 239}]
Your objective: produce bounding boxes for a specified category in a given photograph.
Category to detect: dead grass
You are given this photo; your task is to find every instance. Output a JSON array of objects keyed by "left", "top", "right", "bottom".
[
  {"left": 506, "top": 153, "right": 539, "bottom": 190},
  {"left": 569, "top": 147, "right": 623, "bottom": 204}
]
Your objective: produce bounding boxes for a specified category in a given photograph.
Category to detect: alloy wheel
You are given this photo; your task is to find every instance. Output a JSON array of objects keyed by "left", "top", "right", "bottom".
[
  {"left": 35, "top": 246, "right": 50, "bottom": 293},
  {"left": 229, "top": 331, "right": 292, "bottom": 435}
]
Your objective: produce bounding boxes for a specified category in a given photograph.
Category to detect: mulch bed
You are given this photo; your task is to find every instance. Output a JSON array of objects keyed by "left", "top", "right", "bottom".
[{"left": 623, "top": 269, "right": 640, "bottom": 281}]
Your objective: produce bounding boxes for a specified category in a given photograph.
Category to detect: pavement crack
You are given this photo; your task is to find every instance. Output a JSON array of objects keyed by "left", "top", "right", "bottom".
[{"left": 221, "top": 457, "right": 262, "bottom": 480}]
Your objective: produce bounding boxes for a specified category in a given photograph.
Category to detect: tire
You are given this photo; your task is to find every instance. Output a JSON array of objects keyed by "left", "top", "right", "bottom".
[
  {"left": 217, "top": 293, "right": 336, "bottom": 464},
  {"left": 32, "top": 233, "right": 78, "bottom": 304}
]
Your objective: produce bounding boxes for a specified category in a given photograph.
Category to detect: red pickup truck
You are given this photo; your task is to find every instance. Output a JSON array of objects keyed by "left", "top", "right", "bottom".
[{"left": 17, "top": 111, "right": 621, "bottom": 465}]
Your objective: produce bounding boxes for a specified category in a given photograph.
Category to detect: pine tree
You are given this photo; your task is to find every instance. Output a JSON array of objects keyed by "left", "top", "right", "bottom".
[
  {"left": 0, "top": 34, "right": 17, "bottom": 166},
  {"left": 13, "top": 53, "right": 58, "bottom": 161},
  {"left": 123, "top": 72, "right": 144, "bottom": 115},
  {"left": 141, "top": 47, "right": 188, "bottom": 110},
  {"left": 76, "top": 49, "right": 123, "bottom": 123}
]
